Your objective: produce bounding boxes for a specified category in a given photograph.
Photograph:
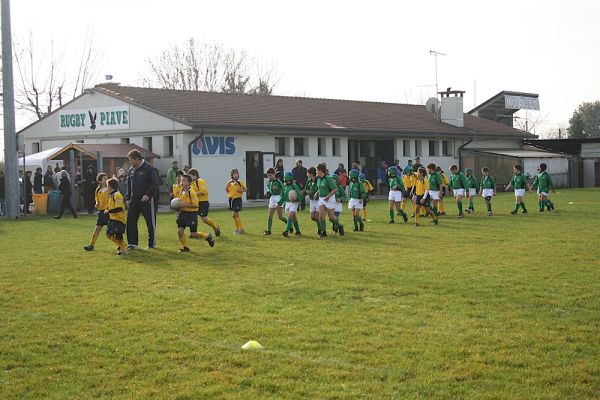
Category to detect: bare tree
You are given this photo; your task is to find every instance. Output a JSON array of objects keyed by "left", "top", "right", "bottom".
[{"left": 13, "top": 30, "right": 103, "bottom": 120}]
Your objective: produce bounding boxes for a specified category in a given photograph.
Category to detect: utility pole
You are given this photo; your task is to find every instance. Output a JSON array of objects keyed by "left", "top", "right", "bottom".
[
  {"left": 2, "top": 0, "right": 20, "bottom": 219},
  {"left": 429, "top": 49, "right": 446, "bottom": 95}
]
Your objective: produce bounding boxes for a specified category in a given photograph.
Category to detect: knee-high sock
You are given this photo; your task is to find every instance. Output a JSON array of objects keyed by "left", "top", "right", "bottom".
[
  {"left": 204, "top": 217, "right": 218, "bottom": 230},
  {"left": 401, "top": 199, "right": 407, "bottom": 211},
  {"left": 438, "top": 200, "right": 445, "bottom": 213},
  {"left": 286, "top": 218, "right": 293, "bottom": 232},
  {"left": 292, "top": 219, "right": 300, "bottom": 233},
  {"left": 389, "top": 209, "right": 395, "bottom": 221},
  {"left": 91, "top": 231, "right": 99, "bottom": 246},
  {"left": 192, "top": 231, "right": 208, "bottom": 239},
  {"left": 362, "top": 208, "right": 367, "bottom": 219},
  {"left": 179, "top": 234, "right": 188, "bottom": 247},
  {"left": 468, "top": 200, "right": 474, "bottom": 210},
  {"left": 109, "top": 235, "right": 125, "bottom": 252},
  {"left": 457, "top": 200, "right": 463, "bottom": 215},
  {"left": 415, "top": 211, "right": 420, "bottom": 224},
  {"left": 267, "top": 217, "right": 273, "bottom": 231},
  {"left": 521, "top": 202, "right": 527, "bottom": 212}
]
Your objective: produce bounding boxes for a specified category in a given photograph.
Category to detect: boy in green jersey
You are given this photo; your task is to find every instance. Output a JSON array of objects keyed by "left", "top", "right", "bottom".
[
  {"left": 264, "top": 167, "right": 287, "bottom": 235},
  {"left": 388, "top": 166, "right": 408, "bottom": 223},
  {"left": 531, "top": 163, "right": 555, "bottom": 212},
  {"left": 347, "top": 169, "right": 366, "bottom": 231},
  {"left": 331, "top": 174, "right": 348, "bottom": 233},
  {"left": 304, "top": 167, "right": 321, "bottom": 234},
  {"left": 448, "top": 164, "right": 468, "bottom": 218},
  {"left": 464, "top": 168, "right": 478, "bottom": 213},
  {"left": 426, "top": 163, "right": 443, "bottom": 216},
  {"left": 505, "top": 164, "right": 532, "bottom": 214},
  {"left": 315, "top": 163, "right": 344, "bottom": 237},
  {"left": 479, "top": 167, "right": 496, "bottom": 216},
  {"left": 278, "top": 172, "right": 302, "bottom": 237}
]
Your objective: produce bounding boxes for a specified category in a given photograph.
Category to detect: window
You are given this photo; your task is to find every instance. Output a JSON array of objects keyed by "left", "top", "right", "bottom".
[
  {"left": 120, "top": 138, "right": 130, "bottom": 144},
  {"left": 294, "top": 137, "right": 307, "bottom": 156},
  {"left": 429, "top": 140, "right": 439, "bottom": 156},
  {"left": 32, "top": 142, "right": 40, "bottom": 153},
  {"left": 403, "top": 139, "right": 410, "bottom": 157},
  {"left": 442, "top": 140, "right": 452, "bottom": 156},
  {"left": 275, "top": 137, "right": 288, "bottom": 156},
  {"left": 332, "top": 138, "right": 341, "bottom": 156},
  {"left": 143, "top": 137, "right": 153, "bottom": 152},
  {"left": 415, "top": 140, "right": 422, "bottom": 157},
  {"left": 163, "top": 136, "right": 174, "bottom": 157},
  {"left": 318, "top": 138, "right": 327, "bottom": 156}
]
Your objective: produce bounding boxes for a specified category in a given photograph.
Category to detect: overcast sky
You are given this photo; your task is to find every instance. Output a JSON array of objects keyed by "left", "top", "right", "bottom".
[{"left": 2, "top": 0, "right": 600, "bottom": 157}]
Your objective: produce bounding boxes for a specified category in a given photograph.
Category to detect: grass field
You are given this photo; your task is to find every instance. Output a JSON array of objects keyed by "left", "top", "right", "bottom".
[{"left": 1, "top": 189, "right": 599, "bottom": 399}]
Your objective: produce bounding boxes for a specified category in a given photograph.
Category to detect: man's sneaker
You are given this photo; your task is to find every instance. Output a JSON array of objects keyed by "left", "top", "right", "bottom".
[
  {"left": 263, "top": 230, "right": 271, "bottom": 235},
  {"left": 338, "top": 224, "right": 345, "bottom": 236},
  {"left": 178, "top": 247, "right": 190, "bottom": 253},
  {"left": 215, "top": 227, "right": 221, "bottom": 237},
  {"left": 402, "top": 213, "right": 408, "bottom": 223},
  {"left": 510, "top": 210, "right": 518, "bottom": 215},
  {"left": 282, "top": 230, "right": 289, "bottom": 237},
  {"left": 83, "top": 245, "right": 94, "bottom": 251},
  {"left": 206, "top": 233, "right": 215, "bottom": 247},
  {"left": 522, "top": 210, "right": 528, "bottom": 214}
]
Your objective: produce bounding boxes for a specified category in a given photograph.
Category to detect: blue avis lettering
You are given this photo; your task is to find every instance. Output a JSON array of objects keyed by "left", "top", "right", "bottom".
[{"left": 193, "top": 136, "right": 235, "bottom": 155}]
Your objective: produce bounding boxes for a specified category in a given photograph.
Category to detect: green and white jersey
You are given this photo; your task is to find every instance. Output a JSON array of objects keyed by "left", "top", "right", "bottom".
[
  {"left": 304, "top": 178, "right": 318, "bottom": 198},
  {"left": 510, "top": 173, "right": 528, "bottom": 189},
  {"left": 428, "top": 172, "right": 442, "bottom": 191},
  {"left": 449, "top": 172, "right": 467, "bottom": 189},
  {"left": 388, "top": 176, "right": 404, "bottom": 191},
  {"left": 465, "top": 175, "right": 478, "bottom": 189},
  {"left": 316, "top": 175, "right": 337, "bottom": 198},
  {"left": 267, "top": 179, "right": 283, "bottom": 196},
  {"left": 348, "top": 180, "right": 365, "bottom": 199},
  {"left": 279, "top": 182, "right": 302, "bottom": 205},
  {"left": 480, "top": 175, "right": 495, "bottom": 190},
  {"left": 532, "top": 171, "right": 553, "bottom": 193}
]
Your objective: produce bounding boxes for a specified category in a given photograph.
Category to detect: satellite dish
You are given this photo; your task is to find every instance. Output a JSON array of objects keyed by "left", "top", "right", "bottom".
[{"left": 425, "top": 97, "right": 439, "bottom": 113}]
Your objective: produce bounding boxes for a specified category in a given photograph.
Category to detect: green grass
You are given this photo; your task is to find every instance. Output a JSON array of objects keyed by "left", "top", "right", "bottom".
[{"left": 1, "top": 189, "right": 599, "bottom": 399}]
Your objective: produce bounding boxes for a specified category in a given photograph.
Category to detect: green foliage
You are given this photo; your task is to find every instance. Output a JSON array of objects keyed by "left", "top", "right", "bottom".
[
  {"left": 568, "top": 101, "right": 600, "bottom": 138},
  {"left": 1, "top": 190, "right": 599, "bottom": 399}
]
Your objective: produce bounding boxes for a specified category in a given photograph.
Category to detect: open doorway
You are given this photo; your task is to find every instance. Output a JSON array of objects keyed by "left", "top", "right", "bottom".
[{"left": 245, "top": 151, "right": 264, "bottom": 199}]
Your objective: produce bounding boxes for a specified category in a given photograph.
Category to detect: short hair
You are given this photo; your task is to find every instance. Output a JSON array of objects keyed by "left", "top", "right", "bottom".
[
  {"left": 514, "top": 164, "right": 522, "bottom": 171},
  {"left": 127, "top": 149, "right": 143, "bottom": 160},
  {"left": 107, "top": 178, "right": 119, "bottom": 189},
  {"left": 307, "top": 167, "right": 316, "bottom": 176},
  {"left": 25, "top": 170, "right": 32, "bottom": 175},
  {"left": 97, "top": 173, "right": 107, "bottom": 182},
  {"left": 176, "top": 170, "right": 184, "bottom": 176},
  {"left": 481, "top": 167, "right": 489, "bottom": 173},
  {"left": 539, "top": 163, "right": 547, "bottom": 171},
  {"left": 61, "top": 166, "right": 67, "bottom": 171},
  {"left": 427, "top": 163, "right": 436, "bottom": 170},
  {"left": 181, "top": 174, "right": 193, "bottom": 183},
  {"left": 187, "top": 168, "right": 199, "bottom": 178},
  {"left": 266, "top": 167, "right": 275, "bottom": 175},
  {"left": 295, "top": 159, "right": 302, "bottom": 164},
  {"left": 449, "top": 164, "right": 458, "bottom": 171},
  {"left": 230, "top": 169, "right": 239, "bottom": 178},
  {"left": 316, "top": 163, "right": 327, "bottom": 174},
  {"left": 36, "top": 167, "right": 42, "bottom": 172},
  {"left": 435, "top": 166, "right": 441, "bottom": 172},
  {"left": 172, "top": 160, "right": 178, "bottom": 165}
]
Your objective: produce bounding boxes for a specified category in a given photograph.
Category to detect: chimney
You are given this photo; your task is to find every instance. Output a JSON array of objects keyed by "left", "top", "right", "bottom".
[{"left": 439, "top": 88, "right": 465, "bottom": 128}]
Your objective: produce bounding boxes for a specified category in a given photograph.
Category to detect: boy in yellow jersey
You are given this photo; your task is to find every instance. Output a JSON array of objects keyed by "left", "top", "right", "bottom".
[
  {"left": 188, "top": 168, "right": 221, "bottom": 237},
  {"left": 436, "top": 166, "right": 449, "bottom": 215},
  {"left": 170, "top": 170, "right": 184, "bottom": 200},
  {"left": 105, "top": 178, "right": 128, "bottom": 256},
  {"left": 359, "top": 173, "right": 373, "bottom": 222},
  {"left": 176, "top": 174, "right": 215, "bottom": 252},
  {"left": 401, "top": 167, "right": 416, "bottom": 216},
  {"left": 413, "top": 167, "right": 438, "bottom": 227},
  {"left": 84, "top": 173, "right": 109, "bottom": 251},
  {"left": 225, "top": 168, "right": 247, "bottom": 234}
]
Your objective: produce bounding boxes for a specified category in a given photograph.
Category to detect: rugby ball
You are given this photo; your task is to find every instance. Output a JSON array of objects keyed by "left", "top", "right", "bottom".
[
  {"left": 170, "top": 198, "right": 184, "bottom": 210},
  {"left": 288, "top": 189, "right": 297, "bottom": 202}
]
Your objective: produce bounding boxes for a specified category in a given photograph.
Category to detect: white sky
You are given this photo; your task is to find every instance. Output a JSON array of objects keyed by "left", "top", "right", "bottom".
[{"left": 3, "top": 0, "right": 600, "bottom": 157}]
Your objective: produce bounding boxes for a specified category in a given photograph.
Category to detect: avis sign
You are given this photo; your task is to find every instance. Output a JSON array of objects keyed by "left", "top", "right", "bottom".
[
  {"left": 59, "top": 106, "right": 130, "bottom": 132},
  {"left": 192, "top": 136, "right": 236, "bottom": 156}
]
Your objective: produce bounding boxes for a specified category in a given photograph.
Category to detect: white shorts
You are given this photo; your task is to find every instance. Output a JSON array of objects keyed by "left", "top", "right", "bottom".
[
  {"left": 318, "top": 196, "right": 336, "bottom": 210},
  {"left": 514, "top": 189, "right": 526, "bottom": 197},
  {"left": 269, "top": 195, "right": 281, "bottom": 209},
  {"left": 429, "top": 190, "right": 440, "bottom": 200},
  {"left": 453, "top": 188, "right": 465, "bottom": 197},
  {"left": 388, "top": 190, "right": 403, "bottom": 202},
  {"left": 482, "top": 189, "right": 494, "bottom": 198},
  {"left": 285, "top": 202, "right": 298, "bottom": 213},
  {"left": 538, "top": 191, "right": 548, "bottom": 197},
  {"left": 348, "top": 198, "right": 363, "bottom": 210},
  {"left": 309, "top": 199, "right": 319, "bottom": 213},
  {"left": 335, "top": 202, "right": 343, "bottom": 213},
  {"left": 468, "top": 188, "right": 477, "bottom": 196}
]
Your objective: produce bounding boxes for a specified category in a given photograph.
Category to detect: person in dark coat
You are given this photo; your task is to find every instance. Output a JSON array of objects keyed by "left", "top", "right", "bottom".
[
  {"left": 54, "top": 169, "right": 78, "bottom": 219},
  {"left": 23, "top": 170, "right": 33, "bottom": 214},
  {"left": 43, "top": 165, "right": 55, "bottom": 192},
  {"left": 33, "top": 167, "right": 43, "bottom": 194},
  {"left": 83, "top": 165, "right": 97, "bottom": 214},
  {"left": 292, "top": 159, "right": 307, "bottom": 210},
  {"left": 275, "top": 159, "right": 284, "bottom": 182}
]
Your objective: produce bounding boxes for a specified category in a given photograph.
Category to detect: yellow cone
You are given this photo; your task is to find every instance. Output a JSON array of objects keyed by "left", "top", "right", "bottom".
[{"left": 241, "top": 340, "right": 263, "bottom": 350}]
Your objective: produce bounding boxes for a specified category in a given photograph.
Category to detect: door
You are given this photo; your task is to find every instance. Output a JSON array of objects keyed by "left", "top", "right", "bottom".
[
  {"left": 245, "top": 151, "right": 264, "bottom": 199},
  {"left": 262, "top": 152, "right": 275, "bottom": 196}
]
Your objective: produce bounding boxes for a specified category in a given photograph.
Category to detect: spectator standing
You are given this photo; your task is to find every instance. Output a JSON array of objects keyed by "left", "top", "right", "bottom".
[
  {"left": 166, "top": 161, "right": 178, "bottom": 195},
  {"left": 23, "top": 171, "right": 33, "bottom": 214},
  {"left": 247, "top": 159, "right": 262, "bottom": 199},
  {"left": 54, "top": 169, "right": 77, "bottom": 219},
  {"left": 33, "top": 167, "right": 43, "bottom": 194},
  {"left": 413, "top": 157, "right": 423, "bottom": 172},
  {"left": 125, "top": 150, "right": 159, "bottom": 250},
  {"left": 43, "top": 165, "right": 55, "bottom": 192},
  {"left": 275, "top": 159, "right": 284, "bottom": 182},
  {"left": 292, "top": 159, "right": 308, "bottom": 210}
]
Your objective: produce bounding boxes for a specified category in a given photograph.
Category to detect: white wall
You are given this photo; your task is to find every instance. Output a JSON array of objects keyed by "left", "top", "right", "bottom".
[
  {"left": 583, "top": 159, "right": 596, "bottom": 187},
  {"left": 581, "top": 143, "right": 600, "bottom": 158},
  {"left": 523, "top": 157, "right": 569, "bottom": 187}
]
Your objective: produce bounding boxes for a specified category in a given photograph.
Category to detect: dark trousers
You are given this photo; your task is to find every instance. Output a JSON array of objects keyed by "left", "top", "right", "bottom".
[
  {"left": 84, "top": 189, "right": 95, "bottom": 214},
  {"left": 127, "top": 198, "right": 157, "bottom": 248},
  {"left": 58, "top": 195, "right": 77, "bottom": 217}
]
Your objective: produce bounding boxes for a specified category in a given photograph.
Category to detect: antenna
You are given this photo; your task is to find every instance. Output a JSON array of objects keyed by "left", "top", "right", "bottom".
[{"left": 429, "top": 49, "right": 446, "bottom": 94}]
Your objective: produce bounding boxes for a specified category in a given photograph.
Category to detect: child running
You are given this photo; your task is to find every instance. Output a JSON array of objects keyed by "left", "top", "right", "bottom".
[
  {"left": 315, "top": 163, "right": 344, "bottom": 237},
  {"left": 278, "top": 172, "right": 302, "bottom": 237},
  {"left": 436, "top": 166, "right": 449, "bottom": 216},
  {"left": 505, "top": 164, "right": 531, "bottom": 214},
  {"left": 448, "top": 164, "right": 468, "bottom": 218},
  {"left": 84, "top": 173, "right": 110, "bottom": 251},
  {"left": 347, "top": 169, "right": 366, "bottom": 231},
  {"left": 225, "top": 168, "right": 247, "bottom": 234},
  {"left": 413, "top": 167, "right": 439, "bottom": 227},
  {"left": 402, "top": 167, "right": 416, "bottom": 217},
  {"left": 532, "top": 163, "right": 555, "bottom": 212},
  {"left": 479, "top": 167, "right": 496, "bottom": 216},
  {"left": 304, "top": 167, "right": 321, "bottom": 235},
  {"left": 188, "top": 168, "right": 221, "bottom": 237},
  {"left": 170, "top": 170, "right": 184, "bottom": 200},
  {"left": 359, "top": 173, "right": 374, "bottom": 222},
  {"left": 388, "top": 166, "right": 408, "bottom": 223},
  {"left": 331, "top": 174, "right": 348, "bottom": 233},
  {"left": 427, "top": 163, "right": 443, "bottom": 216},
  {"left": 464, "top": 168, "right": 478, "bottom": 213},
  {"left": 105, "top": 178, "right": 128, "bottom": 256},
  {"left": 264, "top": 167, "right": 287, "bottom": 235},
  {"left": 176, "top": 174, "right": 215, "bottom": 251}
]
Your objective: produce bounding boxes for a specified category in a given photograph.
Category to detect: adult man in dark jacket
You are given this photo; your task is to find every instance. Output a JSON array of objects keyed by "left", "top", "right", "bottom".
[
  {"left": 125, "top": 150, "right": 159, "bottom": 250},
  {"left": 292, "top": 159, "right": 307, "bottom": 210},
  {"left": 33, "top": 168, "right": 43, "bottom": 194},
  {"left": 43, "top": 165, "right": 55, "bottom": 192},
  {"left": 54, "top": 169, "right": 77, "bottom": 219}
]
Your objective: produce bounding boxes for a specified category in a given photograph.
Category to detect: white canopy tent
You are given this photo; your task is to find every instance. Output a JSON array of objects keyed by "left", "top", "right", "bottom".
[{"left": 17, "top": 147, "right": 62, "bottom": 171}]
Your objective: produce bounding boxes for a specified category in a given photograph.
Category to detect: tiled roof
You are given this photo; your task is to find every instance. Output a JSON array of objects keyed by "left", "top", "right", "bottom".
[{"left": 95, "top": 84, "right": 532, "bottom": 138}]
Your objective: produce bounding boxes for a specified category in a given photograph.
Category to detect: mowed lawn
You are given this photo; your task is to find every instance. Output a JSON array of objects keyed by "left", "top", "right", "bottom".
[{"left": 1, "top": 189, "right": 599, "bottom": 399}]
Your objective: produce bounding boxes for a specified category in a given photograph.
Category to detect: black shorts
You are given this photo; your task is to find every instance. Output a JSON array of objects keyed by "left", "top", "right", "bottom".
[
  {"left": 415, "top": 195, "right": 431, "bottom": 208},
  {"left": 198, "top": 201, "right": 210, "bottom": 217},
  {"left": 177, "top": 211, "right": 198, "bottom": 232},
  {"left": 362, "top": 197, "right": 369, "bottom": 206},
  {"left": 96, "top": 211, "right": 109, "bottom": 226},
  {"left": 107, "top": 220, "right": 125, "bottom": 237},
  {"left": 229, "top": 198, "right": 242, "bottom": 212}
]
